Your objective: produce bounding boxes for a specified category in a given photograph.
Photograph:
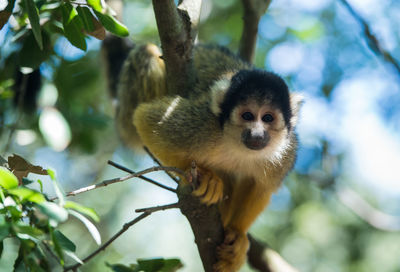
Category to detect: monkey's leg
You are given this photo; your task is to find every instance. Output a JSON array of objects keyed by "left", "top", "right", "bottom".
[{"left": 215, "top": 179, "right": 272, "bottom": 272}]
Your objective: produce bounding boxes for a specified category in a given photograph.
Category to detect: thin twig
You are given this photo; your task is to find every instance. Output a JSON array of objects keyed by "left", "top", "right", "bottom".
[
  {"left": 143, "top": 146, "right": 180, "bottom": 183},
  {"left": 42, "top": 241, "right": 61, "bottom": 264},
  {"left": 135, "top": 202, "right": 180, "bottom": 213},
  {"left": 63, "top": 212, "right": 151, "bottom": 272},
  {"left": 51, "top": 166, "right": 184, "bottom": 201},
  {"left": 337, "top": 187, "right": 400, "bottom": 231},
  {"left": 339, "top": 0, "right": 400, "bottom": 79},
  {"left": 107, "top": 160, "right": 177, "bottom": 193}
]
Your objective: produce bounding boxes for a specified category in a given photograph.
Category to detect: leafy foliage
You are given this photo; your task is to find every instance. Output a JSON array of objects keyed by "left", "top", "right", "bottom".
[
  {"left": 107, "top": 258, "right": 183, "bottom": 272},
  {"left": 0, "top": 154, "right": 100, "bottom": 270},
  {"left": 0, "top": 0, "right": 127, "bottom": 141}
]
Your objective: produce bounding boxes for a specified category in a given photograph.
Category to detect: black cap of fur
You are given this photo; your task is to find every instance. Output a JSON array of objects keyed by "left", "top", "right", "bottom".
[{"left": 219, "top": 69, "right": 292, "bottom": 129}]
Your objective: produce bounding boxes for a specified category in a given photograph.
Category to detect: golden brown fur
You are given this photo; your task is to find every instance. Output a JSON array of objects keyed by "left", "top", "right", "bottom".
[{"left": 118, "top": 43, "right": 302, "bottom": 271}]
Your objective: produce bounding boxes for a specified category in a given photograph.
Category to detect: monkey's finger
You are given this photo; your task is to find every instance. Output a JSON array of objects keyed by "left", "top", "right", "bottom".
[
  {"left": 209, "top": 178, "right": 224, "bottom": 204},
  {"left": 192, "top": 171, "right": 211, "bottom": 197},
  {"left": 201, "top": 177, "right": 217, "bottom": 205}
]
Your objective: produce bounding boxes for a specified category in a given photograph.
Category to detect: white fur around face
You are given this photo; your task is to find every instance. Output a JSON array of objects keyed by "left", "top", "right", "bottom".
[
  {"left": 210, "top": 78, "right": 230, "bottom": 116},
  {"left": 290, "top": 92, "right": 304, "bottom": 127},
  {"left": 195, "top": 100, "right": 292, "bottom": 181}
]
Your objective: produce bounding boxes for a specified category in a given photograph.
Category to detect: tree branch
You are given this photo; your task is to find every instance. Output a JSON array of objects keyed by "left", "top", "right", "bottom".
[
  {"left": 337, "top": 187, "right": 400, "bottom": 231},
  {"left": 239, "top": 0, "right": 272, "bottom": 63},
  {"left": 151, "top": 0, "right": 201, "bottom": 97},
  {"left": 178, "top": 184, "right": 224, "bottom": 272},
  {"left": 339, "top": 0, "right": 400, "bottom": 79},
  {"left": 135, "top": 202, "right": 180, "bottom": 213},
  {"left": 145, "top": 148, "right": 224, "bottom": 271},
  {"left": 63, "top": 212, "right": 151, "bottom": 272},
  {"left": 51, "top": 166, "right": 183, "bottom": 201},
  {"left": 107, "top": 160, "right": 177, "bottom": 193},
  {"left": 248, "top": 235, "right": 299, "bottom": 272}
]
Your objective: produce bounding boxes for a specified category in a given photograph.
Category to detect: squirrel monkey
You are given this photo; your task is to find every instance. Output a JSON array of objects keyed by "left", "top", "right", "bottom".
[{"left": 116, "top": 43, "right": 302, "bottom": 271}]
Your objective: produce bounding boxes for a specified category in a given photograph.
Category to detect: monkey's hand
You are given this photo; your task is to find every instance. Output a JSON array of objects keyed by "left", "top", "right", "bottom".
[
  {"left": 190, "top": 167, "right": 224, "bottom": 206},
  {"left": 214, "top": 229, "right": 249, "bottom": 272}
]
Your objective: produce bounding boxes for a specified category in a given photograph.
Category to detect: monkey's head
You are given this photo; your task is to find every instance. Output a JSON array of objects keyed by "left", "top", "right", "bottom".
[{"left": 210, "top": 70, "right": 303, "bottom": 159}]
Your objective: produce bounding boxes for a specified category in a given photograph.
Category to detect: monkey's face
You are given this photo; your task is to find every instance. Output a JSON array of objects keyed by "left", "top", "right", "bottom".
[{"left": 225, "top": 99, "right": 288, "bottom": 154}]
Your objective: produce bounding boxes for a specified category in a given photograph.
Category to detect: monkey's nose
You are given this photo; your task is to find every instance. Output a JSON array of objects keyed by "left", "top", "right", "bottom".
[{"left": 242, "top": 130, "right": 269, "bottom": 150}]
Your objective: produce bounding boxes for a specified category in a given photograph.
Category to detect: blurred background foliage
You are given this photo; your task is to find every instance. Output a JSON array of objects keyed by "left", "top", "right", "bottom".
[{"left": 1, "top": 0, "right": 400, "bottom": 271}]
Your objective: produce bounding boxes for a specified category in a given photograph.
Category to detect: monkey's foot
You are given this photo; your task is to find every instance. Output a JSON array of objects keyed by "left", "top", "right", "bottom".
[
  {"left": 191, "top": 168, "right": 224, "bottom": 205},
  {"left": 214, "top": 229, "right": 249, "bottom": 272}
]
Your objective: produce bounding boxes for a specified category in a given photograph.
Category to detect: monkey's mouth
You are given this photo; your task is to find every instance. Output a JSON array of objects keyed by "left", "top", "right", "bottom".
[{"left": 244, "top": 140, "right": 268, "bottom": 150}]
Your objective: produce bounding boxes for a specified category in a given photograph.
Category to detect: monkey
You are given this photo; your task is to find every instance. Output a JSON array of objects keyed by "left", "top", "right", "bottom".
[{"left": 114, "top": 43, "right": 303, "bottom": 271}]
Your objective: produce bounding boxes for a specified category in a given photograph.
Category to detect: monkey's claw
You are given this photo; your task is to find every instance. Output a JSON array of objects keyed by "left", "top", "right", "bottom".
[
  {"left": 214, "top": 229, "right": 249, "bottom": 272},
  {"left": 192, "top": 168, "right": 224, "bottom": 205}
]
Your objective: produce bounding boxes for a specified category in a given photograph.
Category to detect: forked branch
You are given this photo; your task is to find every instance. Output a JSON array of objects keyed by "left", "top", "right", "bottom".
[{"left": 151, "top": 0, "right": 202, "bottom": 96}]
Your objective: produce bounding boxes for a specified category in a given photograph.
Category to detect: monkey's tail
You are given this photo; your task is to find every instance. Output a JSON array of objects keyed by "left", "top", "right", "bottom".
[
  {"left": 114, "top": 42, "right": 168, "bottom": 150},
  {"left": 101, "top": 35, "right": 134, "bottom": 99}
]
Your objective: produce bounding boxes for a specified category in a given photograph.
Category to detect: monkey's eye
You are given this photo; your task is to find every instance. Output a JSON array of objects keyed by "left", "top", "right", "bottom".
[
  {"left": 262, "top": 113, "right": 274, "bottom": 123},
  {"left": 241, "top": 112, "right": 254, "bottom": 121}
]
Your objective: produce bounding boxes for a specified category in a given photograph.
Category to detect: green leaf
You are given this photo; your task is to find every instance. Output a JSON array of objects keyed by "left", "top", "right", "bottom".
[
  {"left": 37, "top": 202, "right": 68, "bottom": 224},
  {"left": 41, "top": 2, "right": 61, "bottom": 11},
  {"left": 64, "top": 250, "right": 83, "bottom": 264},
  {"left": 161, "top": 259, "right": 183, "bottom": 271},
  {"left": 47, "top": 169, "right": 56, "bottom": 180},
  {"left": 7, "top": 205, "right": 22, "bottom": 220},
  {"left": 106, "top": 262, "right": 136, "bottom": 272},
  {"left": 8, "top": 187, "right": 45, "bottom": 204},
  {"left": 21, "top": 178, "right": 34, "bottom": 185},
  {"left": 47, "top": 169, "right": 65, "bottom": 205},
  {"left": 14, "top": 244, "right": 25, "bottom": 271},
  {"left": 0, "top": 223, "right": 10, "bottom": 241},
  {"left": 23, "top": 0, "right": 43, "bottom": 50},
  {"left": 93, "top": 10, "right": 129, "bottom": 37},
  {"left": 136, "top": 258, "right": 183, "bottom": 272},
  {"left": 37, "top": 179, "right": 43, "bottom": 193},
  {"left": 51, "top": 228, "right": 64, "bottom": 265},
  {"left": 77, "top": 6, "right": 95, "bottom": 32},
  {"left": 52, "top": 180, "right": 65, "bottom": 206},
  {"left": 53, "top": 230, "right": 76, "bottom": 252},
  {"left": 87, "top": 0, "right": 103, "bottom": 12},
  {"left": 13, "top": 223, "right": 44, "bottom": 240},
  {"left": 0, "top": 167, "right": 18, "bottom": 189},
  {"left": 61, "top": 2, "right": 87, "bottom": 51},
  {"left": 18, "top": 31, "right": 51, "bottom": 69},
  {"left": 27, "top": 251, "right": 47, "bottom": 272},
  {"left": 64, "top": 201, "right": 100, "bottom": 222},
  {"left": 137, "top": 258, "right": 164, "bottom": 271},
  {"left": 69, "top": 210, "right": 101, "bottom": 245}
]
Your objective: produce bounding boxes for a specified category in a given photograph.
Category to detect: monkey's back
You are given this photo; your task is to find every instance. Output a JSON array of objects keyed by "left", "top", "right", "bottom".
[{"left": 192, "top": 45, "right": 251, "bottom": 96}]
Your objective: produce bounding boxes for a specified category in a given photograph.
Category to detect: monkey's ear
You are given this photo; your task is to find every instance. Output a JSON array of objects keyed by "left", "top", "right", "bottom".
[
  {"left": 210, "top": 78, "right": 230, "bottom": 116},
  {"left": 290, "top": 92, "right": 304, "bottom": 127}
]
